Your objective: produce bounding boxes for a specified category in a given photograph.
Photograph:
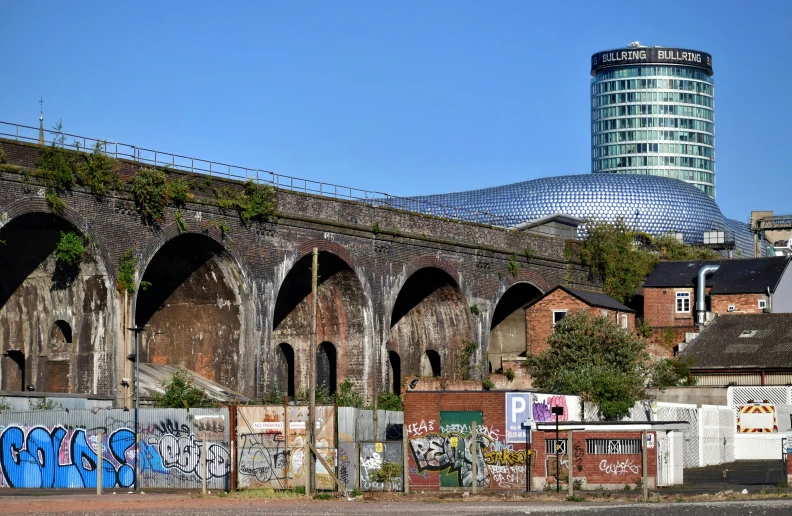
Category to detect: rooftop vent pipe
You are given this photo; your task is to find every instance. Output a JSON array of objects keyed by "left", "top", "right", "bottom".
[{"left": 696, "top": 264, "right": 720, "bottom": 325}]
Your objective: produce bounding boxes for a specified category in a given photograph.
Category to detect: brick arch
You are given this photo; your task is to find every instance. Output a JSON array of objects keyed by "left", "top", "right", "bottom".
[
  {"left": 502, "top": 267, "right": 551, "bottom": 293},
  {"left": 135, "top": 219, "right": 251, "bottom": 293},
  {"left": 385, "top": 255, "right": 464, "bottom": 314},
  {"left": 0, "top": 197, "right": 113, "bottom": 279}
]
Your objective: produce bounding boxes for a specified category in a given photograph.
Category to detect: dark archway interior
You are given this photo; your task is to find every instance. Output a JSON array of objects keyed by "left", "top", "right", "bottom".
[
  {"left": 0, "top": 213, "right": 108, "bottom": 394},
  {"left": 421, "top": 350, "right": 441, "bottom": 377},
  {"left": 135, "top": 233, "right": 245, "bottom": 392},
  {"left": 275, "top": 343, "right": 295, "bottom": 397},
  {"left": 272, "top": 251, "right": 367, "bottom": 396},
  {"left": 389, "top": 268, "right": 469, "bottom": 380},
  {"left": 317, "top": 341, "right": 337, "bottom": 395},
  {"left": 388, "top": 350, "right": 401, "bottom": 394},
  {"left": 489, "top": 283, "right": 543, "bottom": 371}
]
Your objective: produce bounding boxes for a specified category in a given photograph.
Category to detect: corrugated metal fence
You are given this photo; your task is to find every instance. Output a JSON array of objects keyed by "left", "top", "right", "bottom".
[
  {"left": 337, "top": 407, "right": 404, "bottom": 492},
  {"left": 0, "top": 408, "right": 230, "bottom": 490}
]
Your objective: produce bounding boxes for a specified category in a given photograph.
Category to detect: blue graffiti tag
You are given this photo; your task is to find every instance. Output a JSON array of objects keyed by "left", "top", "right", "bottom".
[{"left": 0, "top": 426, "right": 135, "bottom": 489}]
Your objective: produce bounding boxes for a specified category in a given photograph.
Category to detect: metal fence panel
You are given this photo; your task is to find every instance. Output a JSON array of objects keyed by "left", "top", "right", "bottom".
[
  {"left": 338, "top": 441, "right": 358, "bottom": 492},
  {"left": 359, "top": 442, "right": 403, "bottom": 492}
]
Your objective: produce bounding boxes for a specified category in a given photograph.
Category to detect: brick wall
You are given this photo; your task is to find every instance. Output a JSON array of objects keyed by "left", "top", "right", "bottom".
[
  {"left": 526, "top": 289, "right": 635, "bottom": 355},
  {"left": 404, "top": 391, "right": 656, "bottom": 490},
  {"left": 711, "top": 293, "right": 767, "bottom": 314}
]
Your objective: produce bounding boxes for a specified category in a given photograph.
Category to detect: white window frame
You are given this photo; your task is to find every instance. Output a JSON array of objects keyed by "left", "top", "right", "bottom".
[
  {"left": 758, "top": 299, "right": 767, "bottom": 310},
  {"left": 675, "top": 292, "right": 691, "bottom": 313},
  {"left": 621, "top": 313, "right": 629, "bottom": 329},
  {"left": 552, "top": 310, "right": 568, "bottom": 328},
  {"left": 601, "top": 309, "right": 609, "bottom": 318}
]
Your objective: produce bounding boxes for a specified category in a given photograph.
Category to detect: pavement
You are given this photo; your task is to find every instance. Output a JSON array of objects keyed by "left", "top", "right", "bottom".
[{"left": 0, "top": 493, "right": 791, "bottom": 516}]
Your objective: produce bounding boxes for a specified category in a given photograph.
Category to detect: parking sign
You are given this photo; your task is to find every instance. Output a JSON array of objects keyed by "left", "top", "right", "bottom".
[{"left": 505, "top": 392, "right": 532, "bottom": 443}]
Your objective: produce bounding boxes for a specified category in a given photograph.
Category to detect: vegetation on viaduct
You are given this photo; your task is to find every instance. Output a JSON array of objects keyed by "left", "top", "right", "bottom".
[{"left": 0, "top": 138, "right": 590, "bottom": 405}]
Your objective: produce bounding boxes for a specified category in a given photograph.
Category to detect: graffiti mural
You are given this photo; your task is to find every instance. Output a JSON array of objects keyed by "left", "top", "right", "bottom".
[
  {"left": 0, "top": 426, "right": 135, "bottom": 489},
  {"left": 156, "top": 434, "right": 230, "bottom": 480},
  {"left": 359, "top": 442, "right": 402, "bottom": 492},
  {"left": 599, "top": 459, "right": 640, "bottom": 476},
  {"left": 531, "top": 394, "right": 581, "bottom": 422}
]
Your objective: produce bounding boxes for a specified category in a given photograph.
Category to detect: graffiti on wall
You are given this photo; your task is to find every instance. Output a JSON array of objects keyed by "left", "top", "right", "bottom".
[
  {"left": 599, "top": 459, "right": 640, "bottom": 476},
  {"left": 531, "top": 394, "right": 581, "bottom": 422},
  {"left": 0, "top": 426, "right": 135, "bottom": 489},
  {"left": 359, "top": 442, "right": 403, "bottom": 492},
  {"left": 409, "top": 423, "right": 531, "bottom": 489},
  {"left": 156, "top": 434, "right": 230, "bottom": 480}
]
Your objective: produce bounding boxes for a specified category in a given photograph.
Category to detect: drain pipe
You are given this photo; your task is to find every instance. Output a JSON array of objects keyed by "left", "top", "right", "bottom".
[{"left": 696, "top": 264, "right": 720, "bottom": 326}]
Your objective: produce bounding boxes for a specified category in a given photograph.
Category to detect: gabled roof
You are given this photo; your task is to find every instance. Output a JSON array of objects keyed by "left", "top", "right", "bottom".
[
  {"left": 682, "top": 314, "right": 792, "bottom": 370},
  {"left": 529, "top": 285, "right": 635, "bottom": 313},
  {"left": 643, "top": 256, "right": 791, "bottom": 294}
]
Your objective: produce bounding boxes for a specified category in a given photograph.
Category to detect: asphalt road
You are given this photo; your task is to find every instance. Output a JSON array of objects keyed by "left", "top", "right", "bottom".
[{"left": 2, "top": 495, "right": 792, "bottom": 516}]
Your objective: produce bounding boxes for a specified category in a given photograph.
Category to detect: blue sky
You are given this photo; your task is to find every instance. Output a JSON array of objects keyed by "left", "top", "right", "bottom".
[{"left": 2, "top": 1, "right": 790, "bottom": 220}]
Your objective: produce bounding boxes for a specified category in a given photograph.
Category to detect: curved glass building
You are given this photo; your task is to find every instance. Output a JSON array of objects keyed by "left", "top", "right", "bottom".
[
  {"left": 591, "top": 43, "right": 716, "bottom": 198},
  {"left": 400, "top": 174, "right": 755, "bottom": 256}
]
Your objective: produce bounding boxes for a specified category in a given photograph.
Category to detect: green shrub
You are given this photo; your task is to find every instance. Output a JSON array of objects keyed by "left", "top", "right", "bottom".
[
  {"left": 30, "top": 397, "right": 64, "bottom": 410},
  {"left": 152, "top": 368, "right": 213, "bottom": 408},
  {"left": 372, "top": 461, "right": 402, "bottom": 492},
  {"left": 458, "top": 340, "right": 478, "bottom": 378},
  {"left": 116, "top": 248, "right": 150, "bottom": 294},
  {"left": 0, "top": 144, "right": 6, "bottom": 164},
  {"left": 377, "top": 391, "right": 403, "bottom": 411},
  {"left": 504, "top": 369, "right": 515, "bottom": 382},
  {"left": 55, "top": 231, "right": 85, "bottom": 267},
  {"left": 216, "top": 181, "right": 277, "bottom": 224},
  {"left": 522, "top": 247, "right": 534, "bottom": 260},
  {"left": 636, "top": 317, "right": 653, "bottom": 338},
  {"left": 334, "top": 378, "right": 365, "bottom": 408},
  {"left": 470, "top": 304, "right": 481, "bottom": 316},
  {"left": 481, "top": 377, "right": 495, "bottom": 390},
  {"left": 77, "top": 141, "right": 120, "bottom": 195},
  {"left": 130, "top": 168, "right": 172, "bottom": 223},
  {"left": 0, "top": 396, "right": 12, "bottom": 410},
  {"left": 38, "top": 121, "right": 76, "bottom": 190},
  {"left": 507, "top": 254, "right": 520, "bottom": 276},
  {"left": 372, "top": 222, "right": 381, "bottom": 234},
  {"left": 168, "top": 178, "right": 192, "bottom": 206},
  {"left": 313, "top": 493, "right": 332, "bottom": 500},
  {"left": 45, "top": 190, "right": 66, "bottom": 214}
]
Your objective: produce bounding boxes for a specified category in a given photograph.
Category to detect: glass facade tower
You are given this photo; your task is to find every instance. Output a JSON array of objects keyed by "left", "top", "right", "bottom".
[{"left": 591, "top": 43, "right": 716, "bottom": 198}]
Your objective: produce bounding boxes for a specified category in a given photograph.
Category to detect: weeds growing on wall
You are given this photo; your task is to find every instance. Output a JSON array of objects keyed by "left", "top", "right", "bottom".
[
  {"left": 522, "top": 246, "right": 534, "bottom": 260},
  {"left": 470, "top": 304, "right": 481, "bottom": 316},
  {"left": 215, "top": 180, "right": 277, "bottom": 224},
  {"left": 334, "top": 378, "right": 368, "bottom": 408},
  {"left": 38, "top": 121, "right": 77, "bottom": 190},
  {"left": 29, "top": 397, "right": 64, "bottom": 410},
  {"left": 372, "top": 461, "right": 402, "bottom": 492},
  {"left": 168, "top": 178, "right": 192, "bottom": 206},
  {"left": 0, "top": 144, "right": 6, "bottom": 164},
  {"left": 372, "top": 222, "right": 381, "bottom": 234},
  {"left": 55, "top": 231, "right": 85, "bottom": 267},
  {"left": 77, "top": 141, "right": 120, "bottom": 195},
  {"left": 130, "top": 168, "right": 171, "bottom": 223},
  {"left": 0, "top": 396, "right": 12, "bottom": 410},
  {"left": 504, "top": 368, "right": 515, "bottom": 382},
  {"left": 45, "top": 190, "right": 66, "bottom": 214},
  {"left": 636, "top": 317, "right": 653, "bottom": 338},
  {"left": 116, "top": 247, "right": 150, "bottom": 294},
  {"left": 507, "top": 254, "right": 520, "bottom": 276},
  {"left": 457, "top": 340, "right": 478, "bottom": 378},
  {"left": 295, "top": 385, "right": 332, "bottom": 405},
  {"left": 175, "top": 210, "right": 189, "bottom": 234},
  {"left": 152, "top": 368, "right": 214, "bottom": 408},
  {"left": 481, "top": 377, "right": 495, "bottom": 390}
]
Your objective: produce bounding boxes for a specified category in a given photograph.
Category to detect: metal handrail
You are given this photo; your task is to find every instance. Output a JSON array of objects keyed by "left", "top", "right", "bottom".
[{"left": 0, "top": 120, "right": 516, "bottom": 227}]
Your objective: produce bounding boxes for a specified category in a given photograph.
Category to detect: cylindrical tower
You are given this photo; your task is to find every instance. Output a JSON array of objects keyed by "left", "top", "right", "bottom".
[{"left": 591, "top": 42, "right": 715, "bottom": 198}]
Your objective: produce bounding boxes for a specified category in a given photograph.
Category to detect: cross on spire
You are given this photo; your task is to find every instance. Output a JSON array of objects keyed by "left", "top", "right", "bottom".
[{"left": 38, "top": 97, "right": 45, "bottom": 145}]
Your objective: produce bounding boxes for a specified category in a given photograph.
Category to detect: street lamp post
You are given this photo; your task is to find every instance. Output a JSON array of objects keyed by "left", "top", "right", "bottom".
[
  {"left": 522, "top": 419, "right": 532, "bottom": 493},
  {"left": 128, "top": 326, "right": 145, "bottom": 492},
  {"left": 551, "top": 406, "right": 564, "bottom": 494}
]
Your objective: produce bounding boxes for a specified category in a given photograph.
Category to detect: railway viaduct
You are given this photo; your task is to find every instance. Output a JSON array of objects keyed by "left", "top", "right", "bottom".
[{"left": 0, "top": 136, "right": 591, "bottom": 405}]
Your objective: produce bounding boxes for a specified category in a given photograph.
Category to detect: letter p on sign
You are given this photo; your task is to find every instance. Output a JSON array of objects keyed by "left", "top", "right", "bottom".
[{"left": 505, "top": 393, "right": 532, "bottom": 443}]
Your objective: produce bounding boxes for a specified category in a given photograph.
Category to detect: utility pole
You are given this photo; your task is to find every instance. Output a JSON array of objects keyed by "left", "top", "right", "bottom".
[
  {"left": 128, "top": 326, "right": 144, "bottom": 492},
  {"left": 308, "top": 248, "right": 318, "bottom": 494}
]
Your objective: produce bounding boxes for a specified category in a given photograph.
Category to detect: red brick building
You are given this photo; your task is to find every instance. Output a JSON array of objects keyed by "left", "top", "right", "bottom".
[
  {"left": 642, "top": 257, "right": 792, "bottom": 353},
  {"left": 403, "top": 390, "right": 682, "bottom": 491},
  {"left": 525, "top": 286, "right": 635, "bottom": 356}
]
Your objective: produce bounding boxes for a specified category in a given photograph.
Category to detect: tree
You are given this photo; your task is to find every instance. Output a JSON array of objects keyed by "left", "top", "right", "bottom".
[
  {"left": 524, "top": 310, "right": 688, "bottom": 420},
  {"left": 152, "top": 368, "right": 213, "bottom": 408},
  {"left": 580, "top": 218, "right": 658, "bottom": 304},
  {"left": 653, "top": 234, "right": 721, "bottom": 261}
]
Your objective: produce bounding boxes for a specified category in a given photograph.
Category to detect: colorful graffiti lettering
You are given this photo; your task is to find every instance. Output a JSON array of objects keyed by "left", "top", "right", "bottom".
[
  {"left": 483, "top": 448, "right": 527, "bottom": 466},
  {"left": 599, "top": 459, "right": 640, "bottom": 476},
  {"left": 158, "top": 434, "right": 230, "bottom": 480},
  {"left": 409, "top": 432, "right": 491, "bottom": 488},
  {"left": 406, "top": 419, "right": 435, "bottom": 436},
  {"left": 532, "top": 395, "right": 569, "bottom": 422},
  {"left": 0, "top": 426, "right": 135, "bottom": 488}
]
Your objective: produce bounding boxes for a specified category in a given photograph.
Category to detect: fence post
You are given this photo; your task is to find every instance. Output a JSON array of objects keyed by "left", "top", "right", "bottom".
[
  {"left": 641, "top": 430, "right": 648, "bottom": 502},
  {"left": 202, "top": 438, "right": 208, "bottom": 495},
  {"left": 96, "top": 429, "right": 104, "bottom": 495},
  {"left": 567, "top": 430, "right": 573, "bottom": 498},
  {"left": 403, "top": 426, "right": 410, "bottom": 494},
  {"left": 471, "top": 421, "right": 477, "bottom": 495},
  {"left": 305, "top": 427, "right": 311, "bottom": 496}
]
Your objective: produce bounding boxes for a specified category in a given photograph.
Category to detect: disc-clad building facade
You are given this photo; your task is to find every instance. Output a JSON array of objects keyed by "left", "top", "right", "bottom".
[{"left": 591, "top": 43, "right": 716, "bottom": 198}]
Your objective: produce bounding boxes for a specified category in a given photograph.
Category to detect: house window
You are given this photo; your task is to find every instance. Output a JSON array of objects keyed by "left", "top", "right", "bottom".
[
  {"left": 758, "top": 299, "right": 767, "bottom": 310},
  {"left": 601, "top": 310, "right": 608, "bottom": 318},
  {"left": 552, "top": 310, "right": 567, "bottom": 327},
  {"left": 675, "top": 292, "right": 691, "bottom": 313},
  {"left": 621, "top": 314, "right": 629, "bottom": 329}
]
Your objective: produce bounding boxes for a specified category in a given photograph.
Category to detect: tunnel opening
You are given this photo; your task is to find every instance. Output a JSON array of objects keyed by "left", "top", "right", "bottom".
[
  {"left": 274, "top": 343, "right": 296, "bottom": 398},
  {"left": 135, "top": 233, "right": 247, "bottom": 393},
  {"left": 489, "top": 283, "right": 543, "bottom": 371},
  {"left": 389, "top": 267, "right": 470, "bottom": 380},
  {"left": 0, "top": 213, "right": 110, "bottom": 394},
  {"left": 388, "top": 350, "right": 401, "bottom": 394},
  {"left": 272, "top": 251, "right": 368, "bottom": 397}
]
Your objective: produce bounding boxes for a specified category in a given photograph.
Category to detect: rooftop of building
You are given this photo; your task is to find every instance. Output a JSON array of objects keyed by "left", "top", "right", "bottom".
[
  {"left": 529, "top": 285, "right": 635, "bottom": 313},
  {"left": 682, "top": 313, "right": 792, "bottom": 370},
  {"left": 643, "top": 256, "right": 791, "bottom": 294}
]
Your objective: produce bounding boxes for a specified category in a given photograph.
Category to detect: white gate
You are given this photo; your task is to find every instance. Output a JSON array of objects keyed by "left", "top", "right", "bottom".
[{"left": 657, "top": 433, "right": 671, "bottom": 487}]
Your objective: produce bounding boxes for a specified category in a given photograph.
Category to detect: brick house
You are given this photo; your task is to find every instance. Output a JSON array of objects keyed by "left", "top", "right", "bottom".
[
  {"left": 525, "top": 286, "right": 635, "bottom": 356},
  {"left": 682, "top": 313, "right": 792, "bottom": 386},
  {"left": 642, "top": 256, "right": 792, "bottom": 352}
]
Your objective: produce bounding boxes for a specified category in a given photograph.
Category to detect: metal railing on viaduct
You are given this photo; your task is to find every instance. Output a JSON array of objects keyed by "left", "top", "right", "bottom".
[{"left": 0, "top": 120, "right": 517, "bottom": 228}]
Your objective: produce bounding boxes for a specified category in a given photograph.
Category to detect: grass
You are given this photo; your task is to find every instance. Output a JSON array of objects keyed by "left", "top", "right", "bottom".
[{"left": 225, "top": 488, "right": 306, "bottom": 499}]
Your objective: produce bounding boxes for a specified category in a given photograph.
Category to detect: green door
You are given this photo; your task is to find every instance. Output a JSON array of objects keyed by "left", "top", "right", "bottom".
[{"left": 439, "top": 411, "right": 483, "bottom": 487}]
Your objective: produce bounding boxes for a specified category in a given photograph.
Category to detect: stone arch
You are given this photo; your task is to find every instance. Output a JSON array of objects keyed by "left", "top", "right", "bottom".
[
  {"left": 44, "top": 320, "right": 73, "bottom": 393},
  {"left": 488, "top": 281, "right": 544, "bottom": 372},
  {"left": 388, "top": 266, "right": 471, "bottom": 382},
  {"left": 0, "top": 210, "right": 113, "bottom": 394},
  {"left": 316, "top": 341, "right": 337, "bottom": 396},
  {"left": 385, "top": 255, "right": 464, "bottom": 313},
  {"left": 420, "top": 350, "right": 441, "bottom": 377},
  {"left": 270, "top": 250, "right": 371, "bottom": 399},
  {"left": 274, "top": 343, "right": 296, "bottom": 397},
  {"left": 133, "top": 231, "right": 254, "bottom": 396},
  {"left": 387, "top": 350, "right": 401, "bottom": 394}
]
